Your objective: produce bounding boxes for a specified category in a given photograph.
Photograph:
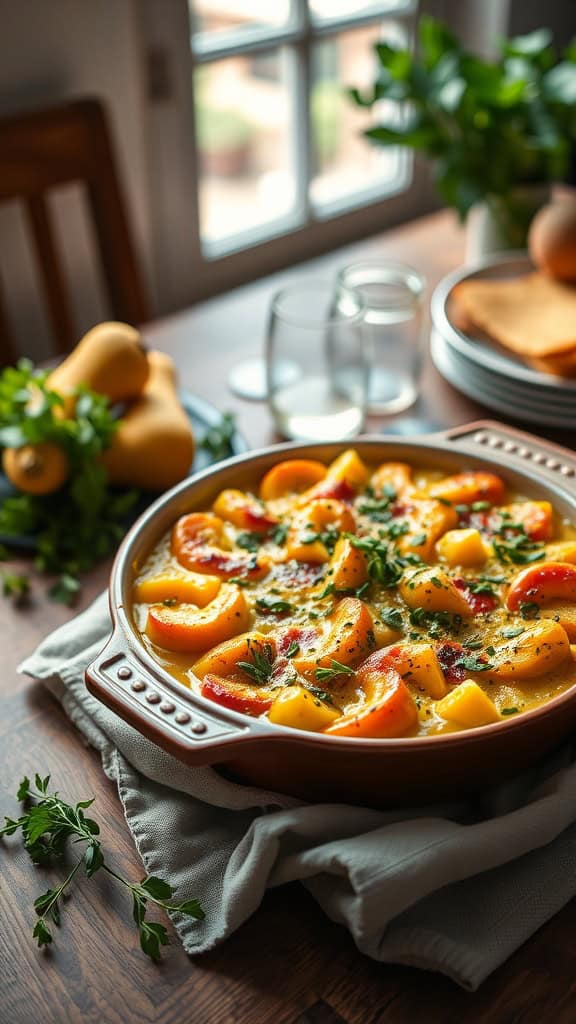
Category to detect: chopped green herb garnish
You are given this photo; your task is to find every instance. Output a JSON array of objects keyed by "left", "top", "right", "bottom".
[
  {"left": 410, "top": 533, "right": 427, "bottom": 547},
  {"left": 302, "top": 683, "right": 334, "bottom": 705},
  {"left": 237, "top": 641, "right": 275, "bottom": 685},
  {"left": 520, "top": 601, "right": 540, "bottom": 620},
  {"left": 346, "top": 534, "right": 405, "bottom": 588},
  {"left": 381, "top": 607, "right": 404, "bottom": 631},
  {"left": 271, "top": 522, "right": 288, "bottom": 546},
  {"left": 236, "top": 531, "right": 262, "bottom": 553},
  {"left": 457, "top": 653, "right": 493, "bottom": 672},
  {"left": 255, "top": 598, "right": 292, "bottom": 615},
  {"left": 501, "top": 625, "right": 525, "bottom": 639},
  {"left": 315, "top": 659, "right": 355, "bottom": 683},
  {"left": 467, "top": 580, "right": 496, "bottom": 596},
  {"left": 301, "top": 525, "right": 340, "bottom": 555},
  {"left": 501, "top": 707, "right": 519, "bottom": 716},
  {"left": 355, "top": 581, "right": 371, "bottom": 599},
  {"left": 285, "top": 640, "right": 300, "bottom": 659}
]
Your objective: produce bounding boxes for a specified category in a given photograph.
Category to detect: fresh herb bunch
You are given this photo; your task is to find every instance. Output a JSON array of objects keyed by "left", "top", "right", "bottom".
[
  {"left": 351, "top": 17, "right": 576, "bottom": 223},
  {"left": 0, "top": 360, "right": 139, "bottom": 603},
  {"left": 0, "top": 774, "right": 204, "bottom": 960},
  {"left": 200, "top": 411, "right": 236, "bottom": 462}
]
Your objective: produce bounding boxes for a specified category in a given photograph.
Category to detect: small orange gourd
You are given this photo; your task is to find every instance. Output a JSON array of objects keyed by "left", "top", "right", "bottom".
[
  {"left": 2, "top": 442, "right": 70, "bottom": 495},
  {"left": 101, "top": 351, "right": 194, "bottom": 491}
]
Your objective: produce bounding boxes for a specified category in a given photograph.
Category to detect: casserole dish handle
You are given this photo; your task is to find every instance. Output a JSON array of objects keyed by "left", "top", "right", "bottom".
[
  {"left": 85, "top": 630, "right": 265, "bottom": 765},
  {"left": 441, "top": 420, "right": 576, "bottom": 490}
]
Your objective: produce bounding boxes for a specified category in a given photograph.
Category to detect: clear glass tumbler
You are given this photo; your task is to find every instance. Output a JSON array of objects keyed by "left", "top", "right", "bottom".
[
  {"left": 266, "top": 281, "right": 367, "bottom": 441},
  {"left": 336, "top": 261, "right": 425, "bottom": 415}
]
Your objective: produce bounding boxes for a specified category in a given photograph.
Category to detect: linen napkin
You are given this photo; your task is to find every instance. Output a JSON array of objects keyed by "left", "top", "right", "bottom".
[{"left": 20, "top": 593, "right": 576, "bottom": 992}]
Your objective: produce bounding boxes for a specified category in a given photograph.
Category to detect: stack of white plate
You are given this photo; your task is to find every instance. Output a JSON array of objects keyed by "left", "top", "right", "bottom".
[{"left": 430, "top": 254, "right": 576, "bottom": 429}]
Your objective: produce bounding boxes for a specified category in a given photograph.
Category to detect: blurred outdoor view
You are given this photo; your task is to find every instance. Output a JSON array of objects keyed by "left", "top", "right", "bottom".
[{"left": 190, "top": 0, "right": 404, "bottom": 246}]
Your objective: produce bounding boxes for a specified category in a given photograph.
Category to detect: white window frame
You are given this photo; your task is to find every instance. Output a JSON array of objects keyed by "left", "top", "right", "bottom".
[{"left": 138, "top": 0, "right": 490, "bottom": 312}]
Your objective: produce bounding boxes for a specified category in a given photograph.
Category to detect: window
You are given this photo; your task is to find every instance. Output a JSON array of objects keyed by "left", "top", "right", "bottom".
[
  {"left": 141, "top": 0, "right": 435, "bottom": 308},
  {"left": 190, "top": 0, "right": 417, "bottom": 258}
]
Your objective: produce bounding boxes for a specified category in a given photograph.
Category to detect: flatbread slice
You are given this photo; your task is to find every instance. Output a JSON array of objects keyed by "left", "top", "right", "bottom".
[{"left": 452, "top": 272, "right": 576, "bottom": 358}]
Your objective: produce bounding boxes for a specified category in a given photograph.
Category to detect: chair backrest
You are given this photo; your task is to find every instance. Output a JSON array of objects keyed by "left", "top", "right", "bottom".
[{"left": 0, "top": 98, "right": 150, "bottom": 363}]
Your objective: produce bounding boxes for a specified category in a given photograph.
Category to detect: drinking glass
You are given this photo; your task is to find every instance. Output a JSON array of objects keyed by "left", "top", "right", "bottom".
[
  {"left": 336, "top": 261, "right": 425, "bottom": 414},
  {"left": 266, "top": 281, "right": 367, "bottom": 441}
]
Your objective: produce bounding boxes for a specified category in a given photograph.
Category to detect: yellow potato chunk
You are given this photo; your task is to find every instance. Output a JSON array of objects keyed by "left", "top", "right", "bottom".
[
  {"left": 399, "top": 568, "right": 473, "bottom": 617},
  {"left": 134, "top": 571, "right": 221, "bottom": 607},
  {"left": 268, "top": 686, "right": 339, "bottom": 732},
  {"left": 325, "top": 449, "right": 368, "bottom": 489},
  {"left": 491, "top": 620, "right": 570, "bottom": 680},
  {"left": 370, "top": 614, "right": 402, "bottom": 648},
  {"left": 329, "top": 536, "right": 368, "bottom": 591},
  {"left": 436, "top": 528, "right": 489, "bottom": 568},
  {"left": 398, "top": 643, "right": 447, "bottom": 699},
  {"left": 545, "top": 541, "right": 576, "bottom": 564},
  {"left": 436, "top": 680, "right": 500, "bottom": 728},
  {"left": 540, "top": 602, "right": 576, "bottom": 641},
  {"left": 192, "top": 631, "right": 273, "bottom": 679}
]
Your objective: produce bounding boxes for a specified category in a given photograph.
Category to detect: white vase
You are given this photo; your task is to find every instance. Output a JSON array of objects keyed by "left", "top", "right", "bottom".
[{"left": 465, "top": 184, "right": 551, "bottom": 263}]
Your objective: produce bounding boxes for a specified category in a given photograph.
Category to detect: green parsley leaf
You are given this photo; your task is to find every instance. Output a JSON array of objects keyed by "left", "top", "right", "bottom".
[
  {"left": 255, "top": 598, "right": 292, "bottom": 615},
  {"left": 520, "top": 601, "right": 540, "bottom": 619},
  {"left": 457, "top": 653, "right": 493, "bottom": 672},
  {"left": 271, "top": 522, "right": 288, "bottom": 546},
  {"left": 501, "top": 625, "right": 525, "bottom": 639},
  {"left": 0, "top": 773, "right": 204, "bottom": 961},
  {"left": 199, "top": 412, "right": 236, "bottom": 462},
  {"left": 236, "top": 531, "right": 261, "bottom": 553},
  {"left": 381, "top": 607, "right": 404, "bottom": 631}
]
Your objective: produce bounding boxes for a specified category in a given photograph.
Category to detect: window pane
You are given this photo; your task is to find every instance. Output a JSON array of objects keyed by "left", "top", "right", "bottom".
[
  {"left": 195, "top": 51, "right": 296, "bottom": 245},
  {"left": 190, "top": 0, "right": 291, "bottom": 40},
  {"left": 310, "top": 0, "right": 412, "bottom": 20},
  {"left": 310, "top": 24, "right": 404, "bottom": 210}
]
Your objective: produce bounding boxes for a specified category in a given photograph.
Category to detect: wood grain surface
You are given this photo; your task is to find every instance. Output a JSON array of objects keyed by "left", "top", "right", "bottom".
[{"left": 2, "top": 211, "right": 576, "bottom": 1024}]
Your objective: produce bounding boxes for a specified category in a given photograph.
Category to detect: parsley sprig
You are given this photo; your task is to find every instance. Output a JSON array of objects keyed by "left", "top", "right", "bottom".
[
  {"left": 492, "top": 518, "right": 544, "bottom": 566},
  {"left": 0, "top": 774, "right": 204, "bottom": 960},
  {"left": 346, "top": 534, "right": 407, "bottom": 587}
]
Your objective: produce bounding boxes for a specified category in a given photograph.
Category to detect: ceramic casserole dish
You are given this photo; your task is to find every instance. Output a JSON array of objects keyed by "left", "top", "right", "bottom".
[{"left": 86, "top": 421, "right": 576, "bottom": 808}]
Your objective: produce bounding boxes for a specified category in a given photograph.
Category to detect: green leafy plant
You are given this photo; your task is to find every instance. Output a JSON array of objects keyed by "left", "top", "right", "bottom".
[
  {"left": 199, "top": 411, "right": 237, "bottom": 463},
  {"left": 0, "top": 774, "right": 204, "bottom": 960},
  {"left": 0, "top": 360, "right": 139, "bottom": 603},
  {"left": 351, "top": 17, "right": 576, "bottom": 223}
]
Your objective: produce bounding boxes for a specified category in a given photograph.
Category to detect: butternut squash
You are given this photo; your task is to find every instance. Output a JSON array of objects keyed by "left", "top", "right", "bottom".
[
  {"left": 102, "top": 351, "right": 194, "bottom": 491},
  {"left": 48, "top": 321, "right": 149, "bottom": 415},
  {"left": 2, "top": 442, "right": 69, "bottom": 495}
]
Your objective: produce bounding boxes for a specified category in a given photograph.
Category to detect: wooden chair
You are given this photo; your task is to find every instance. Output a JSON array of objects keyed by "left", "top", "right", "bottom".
[{"left": 0, "top": 98, "right": 150, "bottom": 363}]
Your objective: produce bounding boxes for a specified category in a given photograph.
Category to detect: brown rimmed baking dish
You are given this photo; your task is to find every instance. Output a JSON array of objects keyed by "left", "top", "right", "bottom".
[{"left": 86, "top": 420, "right": 576, "bottom": 808}]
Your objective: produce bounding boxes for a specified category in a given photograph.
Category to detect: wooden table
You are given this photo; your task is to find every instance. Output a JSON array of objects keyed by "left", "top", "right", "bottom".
[{"left": 2, "top": 210, "right": 575, "bottom": 1024}]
